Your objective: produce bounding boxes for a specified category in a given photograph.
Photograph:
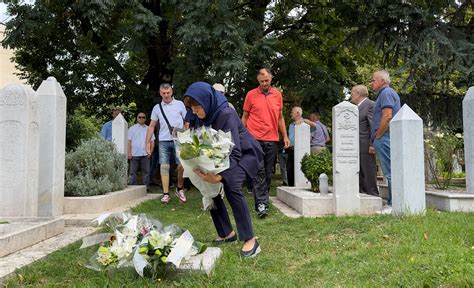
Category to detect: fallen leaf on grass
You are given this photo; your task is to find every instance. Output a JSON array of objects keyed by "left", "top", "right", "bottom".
[
  {"left": 325, "top": 234, "right": 337, "bottom": 241},
  {"left": 423, "top": 233, "right": 428, "bottom": 240}
]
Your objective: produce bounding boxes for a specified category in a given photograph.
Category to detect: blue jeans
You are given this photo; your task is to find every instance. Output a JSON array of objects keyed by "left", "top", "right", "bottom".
[
  {"left": 159, "top": 141, "right": 179, "bottom": 164},
  {"left": 373, "top": 135, "right": 392, "bottom": 204}
]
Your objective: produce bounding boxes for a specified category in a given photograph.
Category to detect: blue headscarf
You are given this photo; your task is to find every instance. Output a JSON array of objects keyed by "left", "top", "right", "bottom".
[{"left": 184, "top": 82, "right": 229, "bottom": 126}]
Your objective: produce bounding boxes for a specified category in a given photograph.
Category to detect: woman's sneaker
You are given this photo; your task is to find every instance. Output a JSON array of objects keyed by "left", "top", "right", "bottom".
[
  {"left": 175, "top": 188, "right": 187, "bottom": 203},
  {"left": 161, "top": 194, "right": 171, "bottom": 204}
]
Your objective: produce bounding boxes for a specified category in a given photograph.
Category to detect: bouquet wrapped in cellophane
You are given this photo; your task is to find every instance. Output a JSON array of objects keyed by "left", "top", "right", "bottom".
[
  {"left": 80, "top": 212, "right": 206, "bottom": 277},
  {"left": 175, "top": 126, "right": 234, "bottom": 210}
]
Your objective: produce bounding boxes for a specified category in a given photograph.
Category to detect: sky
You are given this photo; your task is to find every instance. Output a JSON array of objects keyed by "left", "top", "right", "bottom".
[{"left": 0, "top": 3, "right": 10, "bottom": 26}]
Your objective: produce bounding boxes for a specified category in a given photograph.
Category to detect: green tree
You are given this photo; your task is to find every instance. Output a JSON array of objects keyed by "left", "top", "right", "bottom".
[
  {"left": 337, "top": 0, "right": 474, "bottom": 129},
  {"left": 2, "top": 0, "right": 472, "bottom": 130}
]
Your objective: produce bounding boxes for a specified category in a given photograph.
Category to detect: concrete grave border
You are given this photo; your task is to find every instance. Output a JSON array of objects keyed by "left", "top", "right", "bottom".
[
  {"left": 64, "top": 185, "right": 147, "bottom": 214},
  {"left": 0, "top": 217, "right": 64, "bottom": 257}
]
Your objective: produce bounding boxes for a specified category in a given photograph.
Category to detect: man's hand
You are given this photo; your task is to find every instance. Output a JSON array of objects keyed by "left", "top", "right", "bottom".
[
  {"left": 128, "top": 153, "right": 132, "bottom": 160},
  {"left": 146, "top": 142, "right": 152, "bottom": 156},
  {"left": 193, "top": 168, "right": 222, "bottom": 184},
  {"left": 368, "top": 146, "right": 375, "bottom": 154},
  {"left": 284, "top": 136, "right": 290, "bottom": 148}
]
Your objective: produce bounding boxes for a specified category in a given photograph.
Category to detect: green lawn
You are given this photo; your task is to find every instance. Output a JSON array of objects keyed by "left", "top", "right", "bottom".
[{"left": 3, "top": 178, "right": 473, "bottom": 287}]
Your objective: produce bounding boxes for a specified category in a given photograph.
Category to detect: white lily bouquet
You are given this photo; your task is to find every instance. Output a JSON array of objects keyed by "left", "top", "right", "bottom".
[
  {"left": 80, "top": 213, "right": 206, "bottom": 278},
  {"left": 175, "top": 127, "right": 234, "bottom": 210}
]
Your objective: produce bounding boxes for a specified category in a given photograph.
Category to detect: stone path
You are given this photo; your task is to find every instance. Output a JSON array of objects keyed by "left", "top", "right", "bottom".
[{"left": 0, "top": 226, "right": 97, "bottom": 283}]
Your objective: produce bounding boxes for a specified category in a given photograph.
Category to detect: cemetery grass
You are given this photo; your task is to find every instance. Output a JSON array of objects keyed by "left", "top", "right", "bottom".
[{"left": 4, "top": 177, "right": 474, "bottom": 287}]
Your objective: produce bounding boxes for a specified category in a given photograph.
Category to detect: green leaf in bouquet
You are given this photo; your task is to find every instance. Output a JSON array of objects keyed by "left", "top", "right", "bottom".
[
  {"left": 180, "top": 143, "right": 200, "bottom": 160},
  {"left": 192, "top": 134, "right": 200, "bottom": 146},
  {"left": 201, "top": 130, "right": 211, "bottom": 145},
  {"left": 193, "top": 241, "right": 207, "bottom": 254}
]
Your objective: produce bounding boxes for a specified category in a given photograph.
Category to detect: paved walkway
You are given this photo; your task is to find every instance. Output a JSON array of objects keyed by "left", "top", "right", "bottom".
[{"left": 0, "top": 226, "right": 97, "bottom": 283}]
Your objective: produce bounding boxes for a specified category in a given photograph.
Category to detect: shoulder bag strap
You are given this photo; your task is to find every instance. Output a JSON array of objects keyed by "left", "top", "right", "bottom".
[{"left": 159, "top": 102, "right": 172, "bottom": 131}]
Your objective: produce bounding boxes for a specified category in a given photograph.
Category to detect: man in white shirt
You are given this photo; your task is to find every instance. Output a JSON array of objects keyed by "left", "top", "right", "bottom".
[
  {"left": 146, "top": 83, "right": 187, "bottom": 204},
  {"left": 128, "top": 112, "right": 155, "bottom": 189}
]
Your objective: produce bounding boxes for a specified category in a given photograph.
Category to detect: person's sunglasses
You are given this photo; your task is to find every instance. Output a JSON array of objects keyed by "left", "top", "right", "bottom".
[{"left": 138, "top": 116, "right": 146, "bottom": 119}]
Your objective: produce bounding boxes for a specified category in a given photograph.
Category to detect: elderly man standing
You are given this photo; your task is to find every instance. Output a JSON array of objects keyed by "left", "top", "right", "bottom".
[
  {"left": 146, "top": 83, "right": 187, "bottom": 204},
  {"left": 286, "top": 106, "right": 316, "bottom": 186},
  {"left": 370, "top": 70, "right": 401, "bottom": 208},
  {"left": 309, "top": 112, "right": 330, "bottom": 154},
  {"left": 351, "top": 85, "right": 379, "bottom": 197},
  {"left": 128, "top": 112, "right": 155, "bottom": 189},
  {"left": 242, "top": 68, "right": 290, "bottom": 218}
]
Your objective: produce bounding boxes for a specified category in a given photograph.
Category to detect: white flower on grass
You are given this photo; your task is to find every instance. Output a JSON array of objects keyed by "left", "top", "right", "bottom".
[
  {"left": 121, "top": 215, "right": 139, "bottom": 237},
  {"left": 97, "top": 246, "right": 115, "bottom": 265},
  {"left": 455, "top": 133, "right": 463, "bottom": 139},
  {"left": 147, "top": 230, "right": 172, "bottom": 249},
  {"left": 110, "top": 231, "right": 137, "bottom": 260}
]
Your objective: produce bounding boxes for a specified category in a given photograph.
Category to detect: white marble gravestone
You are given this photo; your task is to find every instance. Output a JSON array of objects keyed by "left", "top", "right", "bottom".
[
  {"left": 294, "top": 122, "right": 311, "bottom": 188},
  {"left": 390, "top": 104, "right": 426, "bottom": 215},
  {"left": 36, "top": 77, "right": 66, "bottom": 217},
  {"left": 112, "top": 113, "right": 128, "bottom": 155},
  {"left": 453, "top": 155, "right": 462, "bottom": 174},
  {"left": 332, "top": 101, "right": 360, "bottom": 215},
  {"left": 463, "top": 87, "right": 474, "bottom": 194},
  {"left": 0, "top": 84, "right": 39, "bottom": 217}
]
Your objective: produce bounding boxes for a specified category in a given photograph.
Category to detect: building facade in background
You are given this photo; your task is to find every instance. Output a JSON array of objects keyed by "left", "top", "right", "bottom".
[{"left": 0, "top": 26, "right": 24, "bottom": 87}]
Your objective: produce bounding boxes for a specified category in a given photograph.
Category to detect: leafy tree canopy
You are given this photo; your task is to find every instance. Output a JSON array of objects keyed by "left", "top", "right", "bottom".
[{"left": 2, "top": 0, "right": 473, "bottom": 128}]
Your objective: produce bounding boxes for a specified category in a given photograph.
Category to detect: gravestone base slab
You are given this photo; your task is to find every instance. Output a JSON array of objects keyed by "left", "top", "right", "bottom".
[
  {"left": 0, "top": 217, "right": 64, "bottom": 257},
  {"left": 359, "top": 193, "right": 383, "bottom": 214},
  {"left": 178, "top": 247, "right": 222, "bottom": 275},
  {"left": 64, "top": 193, "right": 160, "bottom": 227},
  {"left": 378, "top": 184, "right": 389, "bottom": 200},
  {"left": 426, "top": 191, "right": 474, "bottom": 212},
  {"left": 277, "top": 187, "right": 333, "bottom": 216},
  {"left": 64, "top": 186, "right": 147, "bottom": 215},
  {"left": 277, "top": 186, "right": 382, "bottom": 216}
]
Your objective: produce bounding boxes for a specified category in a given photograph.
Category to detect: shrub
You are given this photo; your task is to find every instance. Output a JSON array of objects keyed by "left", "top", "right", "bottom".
[
  {"left": 424, "top": 131, "right": 463, "bottom": 190},
  {"left": 300, "top": 149, "right": 333, "bottom": 192},
  {"left": 65, "top": 137, "right": 128, "bottom": 196},
  {"left": 66, "top": 106, "right": 101, "bottom": 151}
]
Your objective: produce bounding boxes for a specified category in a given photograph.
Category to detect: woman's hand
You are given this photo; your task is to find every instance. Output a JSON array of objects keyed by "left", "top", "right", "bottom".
[{"left": 193, "top": 168, "right": 222, "bottom": 184}]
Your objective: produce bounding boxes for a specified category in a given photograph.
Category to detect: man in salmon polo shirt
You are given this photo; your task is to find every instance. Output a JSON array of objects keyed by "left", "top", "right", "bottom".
[{"left": 242, "top": 68, "right": 290, "bottom": 218}]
